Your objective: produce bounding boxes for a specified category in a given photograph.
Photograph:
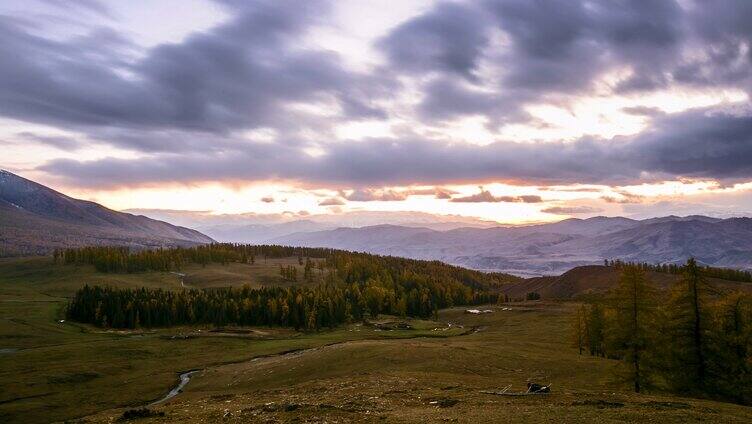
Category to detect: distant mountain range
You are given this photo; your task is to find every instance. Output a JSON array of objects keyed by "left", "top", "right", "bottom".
[
  {"left": 124, "top": 208, "right": 498, "bottom": 243},
  {"left": 4, "top": 170, "right": 751, "bottom": 276},
  {"left": 0, "top": 170, "right": 213, "bottom": 256},
  {"left": 271, "top": 215, "right": 752, "bottom": 276}
]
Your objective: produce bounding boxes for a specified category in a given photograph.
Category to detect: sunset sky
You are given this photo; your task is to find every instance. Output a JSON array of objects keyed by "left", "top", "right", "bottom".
[{"left": 2, "top": 0, "right": 752, "bottom": 224}]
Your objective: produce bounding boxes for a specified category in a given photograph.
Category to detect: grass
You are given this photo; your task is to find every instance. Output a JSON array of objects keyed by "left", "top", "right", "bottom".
[
  {"left": 2, "top": 257, "right": 752, "bottom": 423},
  {"left": 181, "top": 257, "right": 322, "bottom": 289},
  {"left": 94, "top": 303, "right": 752, "bottom": 423},
  {"left": 0, "top": 257, "right": 461, "bottom": 423}
]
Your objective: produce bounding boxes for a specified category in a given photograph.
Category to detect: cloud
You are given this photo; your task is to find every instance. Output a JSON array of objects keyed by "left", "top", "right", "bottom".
[
  {"left": 542, "top": 205, "right": 603, "bottom": 214},
  {"left": 14, "top": 132, "right": 84, "bottom": 151},
  {"left": 377, "top": 2, "right": 489, "bottom": 80},
  {"left": 4, "top": 0, "right": 751, "bottom": 195},
  {"left": 401, "top": 187, "right": 458, "bottom": 199},
  {"left": 318, "top": 197, "right": 345, "bottom": 206},
  {"left": 379, "top": 0, "right": 750, "bottom": 122},
  {"left": 330, "top": 187, "right": 456, "bottom": 203},
  {"left": 0, "top": 0, "right": 388, "bottom": 144},
  {"left": 450, "top": 189, "right": 497, "bottom": 203},
  {"left": 602, "top": 191, "right": 646, "bottom": 204},
  {"left": 38, "top": 105, "right": 752, "bottom": 188},
  {"left": 434, "top": 188, "right": 455, "bottom": 200},
  {"left": 260, "top": 196, "right": 275, "bottom": 203},
  {"left": 450, "top": 189, "right": 542, "bottom": 203},
  {"left": 343, "top": 189, "right": 407, "bottom": 202},
  {"left": 621, "top": 106, "right": 666, "bottom": 117},
  {"left": 38, "top": 0, "right": 114, "bottom": 19}
]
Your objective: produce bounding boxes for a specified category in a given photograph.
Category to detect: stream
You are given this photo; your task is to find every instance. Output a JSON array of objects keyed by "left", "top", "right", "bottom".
[
  {"left": 149, "top": 370, "right": 200, "bottom": 406},
  {"left": 147, "top": 324, "right": 483, "bottom": 407}
]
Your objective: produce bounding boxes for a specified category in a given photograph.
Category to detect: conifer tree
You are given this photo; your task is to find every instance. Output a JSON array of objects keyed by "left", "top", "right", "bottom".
[
  {"left": 608, "top": 265, "right": 655, "bottom": 392},
  {"left": 571, "top": 305, "right": 588, "bottom": 355},
  {"left": 587, "top": 304, "right": 606, "bottom": 357},
  {"left": 708, "top": 292, "right": 752, "bottom": 403},
  {"left": 664, "top": 258, "right": 713, "bottom": 392}
]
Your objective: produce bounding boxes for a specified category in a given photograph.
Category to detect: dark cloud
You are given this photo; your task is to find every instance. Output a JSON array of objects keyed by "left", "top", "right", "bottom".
[
  {"left": 15, "top": 132, "right": 84, "bottom": 151},
  {"left": 380, "top": 0, "right": 750, "bottom": 122},
  {"left": 377, "top": 2, "right": 489, "bottom": 80},
  {"left": 260, "top": 196, "right": 275, "bottom": 203},
  {"left": 417, "top": 77, "right": 515, "bottom": 122},
  {"left": 38, "top": 106, "right": 752, "bottom": 189},
  {"left": 0, "top": 0, "right": 387, "bottom": 145},
  {"left": 542, "top": 205, "right": 602, "bottom": 214},
  {"left": 4, "top": 0, "right": 752, "bottom": 193},
  {"left": 629, "top": 108, "right": 752, "bottom": 180}
]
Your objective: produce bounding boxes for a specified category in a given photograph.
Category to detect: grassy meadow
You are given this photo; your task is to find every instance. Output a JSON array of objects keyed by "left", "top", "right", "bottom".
[
  {"left": 1, "top": 256, "right": 751, "bottom": 423},
  {"left": 0, "top": 257, "right": 461, "bottom": 423}
]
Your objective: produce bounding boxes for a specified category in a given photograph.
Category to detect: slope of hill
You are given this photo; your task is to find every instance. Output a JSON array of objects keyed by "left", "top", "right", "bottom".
[
  {"left": 273, "top": 216, "right": 752, "bottom": 276},
  {"left": 500, "top": 265, "right": 752, "bottom": 299},
  {"left": 0, "top": 170, "right": 213, "bottom": 256}
]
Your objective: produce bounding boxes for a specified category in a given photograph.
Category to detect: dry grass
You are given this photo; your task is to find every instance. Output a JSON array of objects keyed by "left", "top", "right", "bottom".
[{"left": 2, "top": 258, "right": 752, "bottom": 423}]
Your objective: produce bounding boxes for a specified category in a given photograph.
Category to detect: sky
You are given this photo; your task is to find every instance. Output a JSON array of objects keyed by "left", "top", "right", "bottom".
[{"left": 2, "top": 0, "right": 752, "bottom": 224}]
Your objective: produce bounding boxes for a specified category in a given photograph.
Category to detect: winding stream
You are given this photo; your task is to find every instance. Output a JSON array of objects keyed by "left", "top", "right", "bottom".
[
  {"left": 149, "top": 370, "right": 200, "bottom": 406},
  {"left": 148, "top": 325, "right": 483, "bottom": 407}
]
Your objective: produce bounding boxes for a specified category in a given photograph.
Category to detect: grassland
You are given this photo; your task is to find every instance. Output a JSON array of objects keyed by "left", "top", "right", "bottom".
[
  {"left": 0, "top": 257, "right": 462, "bottom": 423},
  {"left": 2, "top": 257, "right": 752, "bottom": 423}
]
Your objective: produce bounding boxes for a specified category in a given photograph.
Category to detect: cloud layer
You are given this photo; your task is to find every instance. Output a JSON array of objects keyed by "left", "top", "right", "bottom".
[{"left": 1, "top": 0, "right": 751, "bottom": 195}]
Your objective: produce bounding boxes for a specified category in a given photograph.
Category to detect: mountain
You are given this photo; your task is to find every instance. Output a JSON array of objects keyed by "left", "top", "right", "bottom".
[
  {"left": 123, "top": 208, "right": 498, "bottom": 242},
  {"left": 273, "top": 215, "right": 752, "bottom": 276},
  {"left": 0, "top": 170, "right": 213, "bottom": 256}
]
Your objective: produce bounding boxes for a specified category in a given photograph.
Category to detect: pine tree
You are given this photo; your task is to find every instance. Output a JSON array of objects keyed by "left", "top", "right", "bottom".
[
  {"left": 665, "top": 258, "right": 713, "bottom": 392},
  {"left": 587, "top": 303, "right": 606, "bottom": 357},
  {"left": 608, "top": 265, "right": 655, "bottom": 392},
  {"left": 571, "top": 305, "right": 588, "bottom": 355},
  {"left": 708, "top": 292, "right": 752, "bottom": 403}
]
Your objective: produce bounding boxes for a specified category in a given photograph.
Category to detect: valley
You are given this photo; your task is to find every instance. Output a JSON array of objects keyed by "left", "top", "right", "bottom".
[
  {"left": 2, "top": 255, "right": 752, "bottom": 423},
  {"left": 4, "top": 1, "right": 752, "bottom": 422}
]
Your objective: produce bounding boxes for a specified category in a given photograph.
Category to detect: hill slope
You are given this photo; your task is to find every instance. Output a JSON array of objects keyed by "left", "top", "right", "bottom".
[
  {"left": 500, "top": 265, "right": 752, "bottom": 299},
  {"left": 0, "top": 170, "right": 213, "bottom": 256}
]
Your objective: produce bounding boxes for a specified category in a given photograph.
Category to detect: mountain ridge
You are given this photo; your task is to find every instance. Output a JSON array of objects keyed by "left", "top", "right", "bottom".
[
  {"left": 0, "top": 170, "right": 214, "bottom": 256},
  {"left": 272, "top": 215, "right": 752, "bottom": 276}
]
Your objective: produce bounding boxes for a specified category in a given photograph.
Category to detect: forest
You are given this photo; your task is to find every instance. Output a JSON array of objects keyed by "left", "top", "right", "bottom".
[
  {"left": 64, "top": 244, "right": 508, "bottom": 330},
  {"left": 604, "top": 258, "right": 752, "bottom": 283},
  {"left": 574, "top": 259, "right": 752, "bottom": 405}
]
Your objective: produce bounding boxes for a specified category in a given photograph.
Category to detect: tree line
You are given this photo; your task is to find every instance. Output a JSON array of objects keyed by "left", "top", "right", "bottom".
[
  {"left": 573, "top": 259, "right": 752, "bottom": 404},
  {"left": 604, "top": 258, "right": 752, "bottom": 283},
  {"left": 54, "top": 244, "right": 339, "bottom": 273},
  {"left": 66, "top": 245, "right": 512, "bottom": 330}
]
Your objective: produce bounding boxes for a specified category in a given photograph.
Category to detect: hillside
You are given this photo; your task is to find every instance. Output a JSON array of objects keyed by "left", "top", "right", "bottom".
[
  {"left": 501, "top": 265, "right": 752, "bottom": 299},
  {"left": 0, "top": 170, "right": 213, "bottom": 256},
  {"left": 273, "top": 216, "right": 752, "bottom": 276}
]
